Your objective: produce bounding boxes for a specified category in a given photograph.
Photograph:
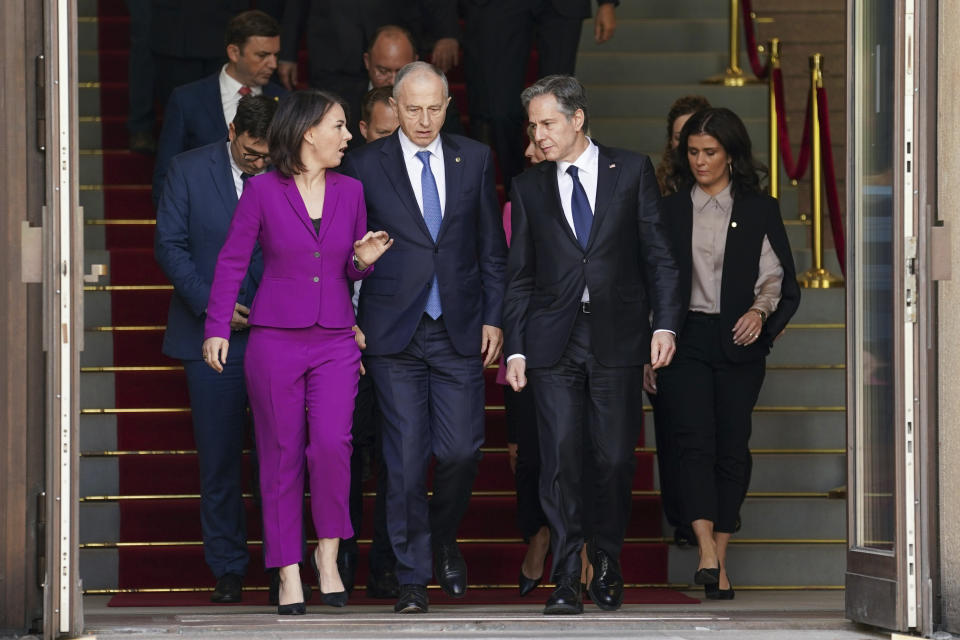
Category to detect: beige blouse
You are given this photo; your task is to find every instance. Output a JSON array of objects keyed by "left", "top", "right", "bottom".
[{"left": 688, "top": 184, "right": 783, "bottom": 316}]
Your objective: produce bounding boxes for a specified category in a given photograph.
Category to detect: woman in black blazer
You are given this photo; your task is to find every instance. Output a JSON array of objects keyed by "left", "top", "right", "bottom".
[{"left": 656, "top": 108, "right": 801, "bottom": 599}]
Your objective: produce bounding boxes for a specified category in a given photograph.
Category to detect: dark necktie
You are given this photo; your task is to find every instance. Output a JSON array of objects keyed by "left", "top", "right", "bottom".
[
  {"left": 567, "top": 165, "right": 593, "bottom": 249},
  {"left": 416, "top": 150, "right": 443, "bottom": 319},
  {"left": 240, "top": 172, "right": 254, "bottom": 192}
]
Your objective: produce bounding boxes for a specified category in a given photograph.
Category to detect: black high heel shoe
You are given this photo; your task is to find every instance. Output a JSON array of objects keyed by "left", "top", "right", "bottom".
[
  {"left": 518, "top": 570, "right": 541, "bottom": 597},
  {"left": 276, "top": 573, "right": 306, "bottom": 615},
  {"left": 311, "top": 552, "right": 348, "bottom": 607}
]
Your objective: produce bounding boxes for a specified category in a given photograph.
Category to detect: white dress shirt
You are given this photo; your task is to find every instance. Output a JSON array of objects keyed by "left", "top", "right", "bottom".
[
  {"left": 397, "top": 128, "right": 446, "bottom": 217},
  {"left": 226, "top": 142, "right": 245, "bottom": 199},
  {"left": 219, "top": 64, "right": 263, "bottom": 128}
]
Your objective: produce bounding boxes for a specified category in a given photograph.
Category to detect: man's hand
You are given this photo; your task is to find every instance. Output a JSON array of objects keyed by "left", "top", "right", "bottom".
[
  {"left": 202, "top": 337, "right": 229, "bottom": 373},
  {"left": 431, "top": 37, "right": 460, "bottom": 72},
  {"left": 480, "top": 324, "right": 503, "bottom": 367},
  {"left": 352, "top": 324, "right": 367, "bottom": 350},
  {"left": 230, "top": 303, "right": 250, "bottom": 331},
  {"left": 278, "top": 60, "right": 298, "bottom": 90},
  {"left": 594, "top": 3, "right": 617, "bottom": 44},
  {"left": 642, "top": 363, "right": 658, "bottom": 395},
  {"left": 650, "top": 331, "right": 676, "bottom": 370},
  {"left": 505, "top": 357, "right": 527, "bottom": 392}
]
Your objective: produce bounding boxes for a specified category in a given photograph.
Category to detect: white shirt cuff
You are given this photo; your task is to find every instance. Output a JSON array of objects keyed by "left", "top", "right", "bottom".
[
  {"left": 506, "top": 353, "right": 526, "bottom": 362},
  {"left": 653, "top": 329, "right": 676, "bottom": 336}
]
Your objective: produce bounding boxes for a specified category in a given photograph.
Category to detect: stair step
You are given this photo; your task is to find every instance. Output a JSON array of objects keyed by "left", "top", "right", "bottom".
[
  {"left": 578, "top": 19, "right": 732, "bottom": 54},
  {"left": 617, "top": 0, "right": 729, "bottom": 20},
  {"left": 589, "top": 116, "right": 768, "bottom": 158},
  {"left": 576, "top": 52, "right": 728, "bottom": 85},
  {"left": 646, "top": 410, "right": 846, "bottom": 451},
  {"left": 668, "top": 542, "right": 845, "bottom": 587},
  {"left": 585, "top": 83, "right": 769, "bottom": 119}
]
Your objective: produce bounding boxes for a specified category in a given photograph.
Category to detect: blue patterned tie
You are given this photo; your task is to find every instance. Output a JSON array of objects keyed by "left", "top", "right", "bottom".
[
  {"left": 567, "top": 165, "right": 593, "bottom": 249},
  {"left": 417, "top": 150, "right": 443, "bottom": 319}
]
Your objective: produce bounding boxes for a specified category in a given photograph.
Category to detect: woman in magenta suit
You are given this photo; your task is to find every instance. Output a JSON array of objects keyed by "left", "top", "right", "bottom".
[{"left": 202, "top": 90, "right": 393, "bottom": 615}]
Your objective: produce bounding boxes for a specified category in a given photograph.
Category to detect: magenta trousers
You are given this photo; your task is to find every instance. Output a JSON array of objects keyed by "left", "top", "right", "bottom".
[{"left": 244, "top": 324, "right": 359, "bottom": 568}]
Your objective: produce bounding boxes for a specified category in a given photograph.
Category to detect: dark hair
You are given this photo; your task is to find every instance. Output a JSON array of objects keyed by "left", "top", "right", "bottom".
[
  {"left": 656, "top": 95, "right": 712, "bottom": 195},
  {"left": 224, "top": 10, "right": 280, "bottom": 50},
  {"left": 267, "top": 90, "right": 348, "bottom": 177},
  {"left": 670, "top": 107, "right": 766, "bottom": 198},
  {"left": 360, "top": 86, "right": 394, "bottom": 123},
  {"left": 367, "top": 24, "right": 418, "bottom": 56},
  {"left": 232, "top": 94, "right": 278, "bottom": 140},
  {"left": 520, "top": 75, "right": 590, "bottom": 133}
]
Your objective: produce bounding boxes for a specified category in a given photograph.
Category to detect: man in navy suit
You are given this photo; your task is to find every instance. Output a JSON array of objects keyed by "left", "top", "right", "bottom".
[
  {"left": 339, "top": 62, "right": 506, "bottom": 614},
  {"left": 154, "top": 95, "right": 276, "bottom": 603},
  {"left": 152, "top": 9, "right": 286, "bottom": 207}
]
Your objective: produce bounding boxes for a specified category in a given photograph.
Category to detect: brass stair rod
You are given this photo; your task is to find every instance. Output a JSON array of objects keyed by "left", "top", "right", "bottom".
[
  {"left": 798, "top": 53, "right": 843, "bottom": 289},
  {"left": 768, "top": 39, "right": 781, "bottom": 199},
  {"left": 704, "top": 0, "right": 757, "bottom": 87}
]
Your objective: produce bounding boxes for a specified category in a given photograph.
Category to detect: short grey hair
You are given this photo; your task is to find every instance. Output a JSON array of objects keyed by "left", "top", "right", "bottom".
[
  {"left": 521, "top": 74, "right": 589, "bottom": 132},
  {"left": 393, "top": 61, "right": 449, "bottom": 100}
]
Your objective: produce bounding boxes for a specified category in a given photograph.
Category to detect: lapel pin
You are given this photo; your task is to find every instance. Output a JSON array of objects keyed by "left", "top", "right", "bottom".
[
  {"left": 731, "top": 221, "right": 738, "bottom": 228},
  {"left": 455, "top": 156, "right": 462, "bottom": 163},
  {"left": 609, "top": 163, "right": 616, "bottom": 168}
]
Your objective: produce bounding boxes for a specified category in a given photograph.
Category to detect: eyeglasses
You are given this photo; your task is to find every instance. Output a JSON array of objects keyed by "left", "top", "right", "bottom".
[{"left": 241, "top": 151, "right": 270, "bottom": 163}]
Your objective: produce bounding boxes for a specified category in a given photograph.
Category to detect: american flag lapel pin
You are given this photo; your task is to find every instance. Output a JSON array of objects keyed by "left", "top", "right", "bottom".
[{"left": 609, "top": 163, "right": 616, "bottom": 168}]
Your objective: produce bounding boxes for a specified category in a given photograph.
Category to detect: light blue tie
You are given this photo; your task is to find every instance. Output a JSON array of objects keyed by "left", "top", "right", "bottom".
[{"left": 417, "top": 150, "right": 443, "bottom": 319}]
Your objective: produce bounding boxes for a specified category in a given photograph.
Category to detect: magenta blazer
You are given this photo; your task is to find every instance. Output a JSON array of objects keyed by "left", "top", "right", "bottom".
[{"left": 204, "top": 170, "right": 372, "bottom": 341}]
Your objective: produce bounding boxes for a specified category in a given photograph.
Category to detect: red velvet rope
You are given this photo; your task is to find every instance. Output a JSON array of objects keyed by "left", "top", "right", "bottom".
[
  {"left": 740, "top": 2, "right": 846, "bottom": 272},
  {"left": 740, "top": 0, "right": 768, "bottom": 79},
  {"left": 816, "top": 87, "right": 847, "bottom": 276}
]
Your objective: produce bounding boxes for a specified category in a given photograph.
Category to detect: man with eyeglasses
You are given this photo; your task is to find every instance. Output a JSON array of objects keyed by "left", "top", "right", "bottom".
[{"left": 154, "top": 95, "right": 280, "bottom": 605}]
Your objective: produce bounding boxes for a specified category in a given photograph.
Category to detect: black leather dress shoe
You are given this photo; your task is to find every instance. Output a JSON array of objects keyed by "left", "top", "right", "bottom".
[
  {"left": 544, "top": 576, "right": 582, "bottom": 615},
  {"left": 433, "top": 543, "right": 467, "bottom": 598},
  {"left": 211, "top": 573, "right": 243, "bottom": 603},
  {"left": 587, "top": 549, "right": 624, "bottom": 611},
  {"left": 367, "top": 569, "right": 400, "bottom": 599},
  {"left": 267, "top": 568, "right": 312, "bottom": 606},
  {"left": 518, "top": 570, "right": 541, "bottom": 597},
  {"left": 394, "top": 583, "right": 429, "bottom": 613},
  {"left": 337, "top": 547, "right": 358, "bottom": 593}
]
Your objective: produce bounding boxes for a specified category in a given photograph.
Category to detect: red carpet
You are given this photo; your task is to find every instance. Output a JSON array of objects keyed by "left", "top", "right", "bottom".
[
  {"left": 108, "top": 587, "right": 698, "bottom": 607},
  {"left": 93, "top": 0, "right": 676, "bottom": 603}
]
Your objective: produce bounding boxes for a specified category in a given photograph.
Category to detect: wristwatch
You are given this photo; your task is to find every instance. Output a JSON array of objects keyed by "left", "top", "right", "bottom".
[
  {"left": 752, "top": 308, "right": 767, "bottom": 324},
  {"left": 352, "top": 254, "right": 364, "bottom": 270}
]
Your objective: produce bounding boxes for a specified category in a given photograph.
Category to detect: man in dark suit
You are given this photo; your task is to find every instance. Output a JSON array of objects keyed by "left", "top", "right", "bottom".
[
  {"left": 340, "top": 62, "right": 506, "bottom": 614},
  {"left": 154, "top": 95, "right": 276, "bottom": 602},
  {"left": 461, "top": 0, "right": 618, "bottom": 190},
  {"left": 152, "top": 9, "right": 286, "bottom": 207},
  {"left": 276, "top": 0, "right": 460, "bottom": 95},
  {"left": 503, "top": 75, "right": 683, "bottom": 614}
]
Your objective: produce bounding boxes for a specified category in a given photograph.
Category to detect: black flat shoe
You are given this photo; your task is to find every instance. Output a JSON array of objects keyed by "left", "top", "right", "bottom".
[
  {"left": 705, "top": 580, "right": 735, "bottom": 600},
  {"left": 694, "top": 567, "right": 721, "bottom": 585},
  {"left": 518, "top": 570, "right": 541, "bottom": 597},
  {"left": 394, "top": 583, "right": 429, "bottom": 613},
  {"left": 544, "top": 576, "right": 582, "bottom": 615},
  {"left": 277, "top": 601, "right": 306, "bottom": 615},
  {"left": 311, "top": 552, "right": 349, "bottom": 607}
]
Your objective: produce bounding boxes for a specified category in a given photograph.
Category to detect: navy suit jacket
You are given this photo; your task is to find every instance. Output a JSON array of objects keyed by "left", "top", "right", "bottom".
[
  {"left": 152, "top": 72, "right": 286, "bottom": 206},
  {"left": 154, "top": 140, "right": 264, "bottom": 361},
  {"left": 339, "top": 130, "right": 507, "bottom": 357}
]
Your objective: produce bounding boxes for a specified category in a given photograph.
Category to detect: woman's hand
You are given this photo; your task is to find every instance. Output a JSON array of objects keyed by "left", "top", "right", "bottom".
[
  {"left": 202, "top": 337, "right": 229, "bottom": 372},
  {"left": 352, "top": 325, "right": 367, "bottom": 376},
  {"left": 732, "top": 309, "right": 764, "bottom": 346},
  {"left": 507, "top": 442, "right": 518, "bottom": 474},
  {"left": 353, "top": 230, "right": 394, "bottom": 269},
  {"left": 642, "top": 363, "right": 658, "bottom": 395}
]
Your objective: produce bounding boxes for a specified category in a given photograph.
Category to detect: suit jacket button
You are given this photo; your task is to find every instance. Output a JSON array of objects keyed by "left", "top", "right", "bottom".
[
  {"left": 313, "top": 276, "right": 319, "bottom": 283},
  {"left": 314, "top": 251, "right": 320, "bottom": 258},
  {"left": 582, "top": 257, "right": 588, "bottom": 264}
]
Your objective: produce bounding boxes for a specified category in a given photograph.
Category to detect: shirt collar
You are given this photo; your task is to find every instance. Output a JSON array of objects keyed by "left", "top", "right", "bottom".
[
  {"left": 226, "top": 140, "right": 242, "bottom": 179},
  {"left": 556, "top": 138, "right": 597, "bottom": 178},
  {"left": 691, "top": 182, "right": 733, "bottom": 214},
  {"left": 220, "top": 64, "right": 262, "bottom": 97},
  {"left": 398, "top": 128, "right": 443, "bottom": 160}
]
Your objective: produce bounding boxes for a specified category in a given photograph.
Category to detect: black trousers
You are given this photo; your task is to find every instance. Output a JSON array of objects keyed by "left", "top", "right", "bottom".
[
  {"left": 528, "top": 312, "right": 643, "bottom": 579},
  {"left": 656, "top": 313, "right": 765, "bottom": 534},
  {"left": 649, "top": 390, "right": 686, "bottom": 530},
  {"left": 343, "top": 371, "right": 396, "bottom": 574},
  {"left": 504, "top": 384, "right": 549, "bottom": 540},
  {"left": 461, "top": 0, "right": 583, "bottom": 188}
]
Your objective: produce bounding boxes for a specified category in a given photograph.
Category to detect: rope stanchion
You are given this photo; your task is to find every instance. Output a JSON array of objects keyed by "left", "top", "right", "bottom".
[
  {"left": 798, "top": 54, "right": 844, "bottom": 289},
  {"left": 741, "top": 0, "right": 768, "bottom": 79},
  {"left": 768, "top": 39, "right": 780, "bottom": 199},
  {"left": 703, "top": 0, "right": 761, "bottom": 86},
  {"left": 816, "top": 86, "right": 847, "bottom": 276}
]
